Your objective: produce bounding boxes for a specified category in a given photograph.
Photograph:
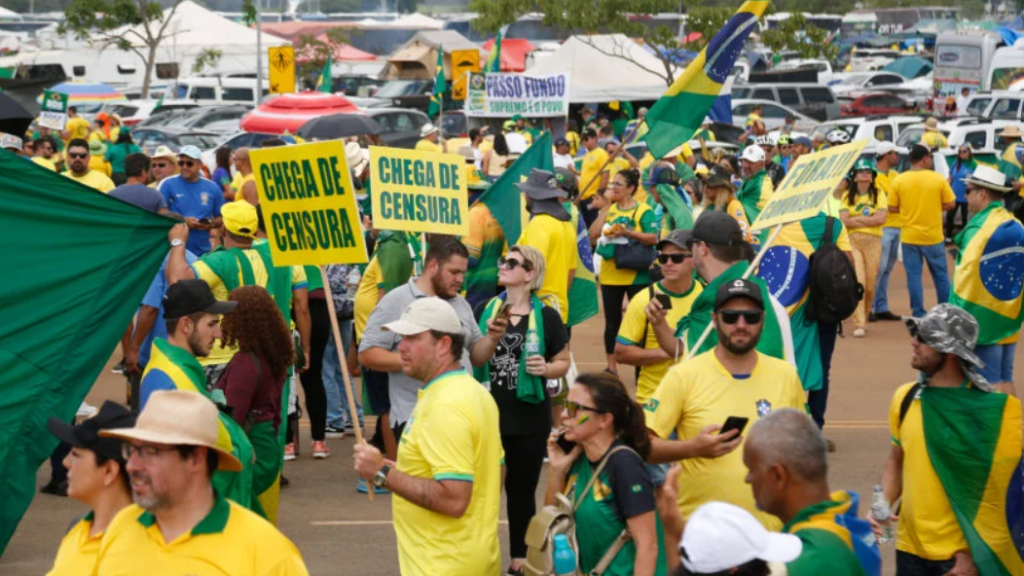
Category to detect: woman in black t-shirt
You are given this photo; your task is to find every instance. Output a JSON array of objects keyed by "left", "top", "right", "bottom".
[{"left": 475, "top": 244, "right": 570, "bottom": 576}]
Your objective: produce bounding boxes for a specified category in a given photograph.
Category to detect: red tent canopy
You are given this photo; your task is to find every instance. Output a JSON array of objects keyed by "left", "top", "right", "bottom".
[
  {"left": 480, "top": 38, "right": 536, "bottom": 72},
  {"left": 295, "top": 34, "right": 377, "bottom": 64},
  {"left": 240, "top": 92, "right": 359, "bottom": 135}
]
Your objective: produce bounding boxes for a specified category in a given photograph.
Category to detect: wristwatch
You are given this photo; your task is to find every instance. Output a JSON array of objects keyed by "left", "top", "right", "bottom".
[
  {"left": 372, "top": 464, "right": 392, "bottom": 489},
  {"left": 170, "top": 238, "right": 184, "bottom": 248}
]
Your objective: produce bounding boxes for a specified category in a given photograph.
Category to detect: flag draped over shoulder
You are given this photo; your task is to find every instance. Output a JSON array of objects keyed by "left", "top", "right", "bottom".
[
  {"left": 317, "top": 55, "right": 333, "bottom": 93},
  {"left": 951, "top": 202, "right": 1024, "bottom": 345},
  {"left": 478, "top": 132, "right": 553, "bottom": 245},
  {"left": 428, "top": 47, "right": 446, "bottom": 118},
  {"left": 0, "top": 152, "right": 174, "bottom": 554},
  {"left": 921, "top": 387, "right": 1024, "bottom": 576},
  {"left": 643, "top": 1, "right": 768, "bottom": 159},
  {"left": 485, "top": 32, "right": 502, "bottom": 72},
  {"left": 996, "top": 143, "right": 1023, "bottom": 184}
]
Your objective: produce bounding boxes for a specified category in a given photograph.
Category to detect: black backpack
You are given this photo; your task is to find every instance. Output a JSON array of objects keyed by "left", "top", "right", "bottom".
[{"left": 805, "top": 217, "right": 862, "bottom": 324}]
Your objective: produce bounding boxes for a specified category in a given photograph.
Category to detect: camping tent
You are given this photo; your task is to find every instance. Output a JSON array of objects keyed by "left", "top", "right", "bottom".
[
  {"left": 526, "top": 34, "right": 676, "bottom": 102},
  {"left": 381, "top": 30, "right": 478, "bottom": 80},
  {"left": 480, "top": 38, "right": 535, "bottom": 72}
]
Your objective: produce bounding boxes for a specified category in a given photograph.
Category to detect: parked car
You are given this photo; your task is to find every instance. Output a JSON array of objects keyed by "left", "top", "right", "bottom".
[
  {"left": 979, "top": 91, "right": 1024, "bottom": 121},
  {"left": 131, "top": 127, "right": 221, "bottom": 156},
  {"left": 732, "top": 83, "right": 841, "bottom": 121},
  {"left": 731, "top": 99, "right": 819, "bottom": 132},
  {"left": 896, "top": 118, "right": 1016, "bottom": 152},
  {"left": 176, "top": 105, "right": 251, "bottom": 134},
  {"left": 774, "top": 59, "right": 838, "bottom": 85},
  {"left": 811, "top": 115, "right": 923, "bottom": 144},
  {"left": 831, "top": 71, "right": 908, "bottom": 95},
  {"left": 365, "top": 108, "right": 430, "bottom": 149},
  {"left": 200, "top": 131, "right": 283, "bottom": 174},
  {"left": 840, "top": 93, "right": 916, "bottom": 116}
]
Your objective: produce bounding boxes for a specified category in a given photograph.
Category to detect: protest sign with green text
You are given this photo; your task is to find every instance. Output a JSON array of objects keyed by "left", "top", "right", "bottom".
[{"left": 370, "top": 146, "right": 470, "bottom": 236}]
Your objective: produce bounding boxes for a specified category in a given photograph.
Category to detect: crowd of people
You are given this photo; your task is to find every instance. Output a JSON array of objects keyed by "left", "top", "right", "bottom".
[{"left": 18, "top": 103, "right": 1024, "bottom": 576}]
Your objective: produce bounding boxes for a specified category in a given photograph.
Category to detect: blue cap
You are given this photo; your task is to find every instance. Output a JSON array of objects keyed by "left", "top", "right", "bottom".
[
  {"left": 794, "top": 136, "right": 812, "bottom": 148},
  {"left": 178, "top": 144, "right": 202, "bottom": 160},
  {"left": 555, "top": 137, "right": 570, "bottom": 147},
  {"left": 645, "top": 164, "right": 669, "bottom": 187}
]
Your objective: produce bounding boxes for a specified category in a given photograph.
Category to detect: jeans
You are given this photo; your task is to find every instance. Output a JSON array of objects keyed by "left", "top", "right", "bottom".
[
  {"left": 809, "top": 322, "right": 838, "bottom": 429},
  {"left": 902, "top": 242, "right": 951, "bottom": 318},
  {"left": 873, "top": 227, "right": 901, "bottom": 314},
  {"left": 975, "top": 343, "right": 1017, "bottom": 384},
  {"left": 895, "top": 551, "right": 955, "bottom": 576},
  {"left": 324, "top": 321, "right": 364, "bottom": 429}
]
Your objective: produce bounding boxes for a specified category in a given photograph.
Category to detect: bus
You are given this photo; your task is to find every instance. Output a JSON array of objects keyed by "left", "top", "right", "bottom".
[
  {"left": 842, "top": 7, "right": 959, "bottom": 39},
  {"left": 766, "top": 12, "right": 842, "bottom": 34},
  {"left": 934, "top": 30, "right": 1003, "bottom": 96}
]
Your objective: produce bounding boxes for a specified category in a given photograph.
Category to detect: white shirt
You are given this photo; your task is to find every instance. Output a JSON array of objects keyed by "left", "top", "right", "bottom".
[{"left": 553, "top": 153, "right": 574, "bottom": 170}]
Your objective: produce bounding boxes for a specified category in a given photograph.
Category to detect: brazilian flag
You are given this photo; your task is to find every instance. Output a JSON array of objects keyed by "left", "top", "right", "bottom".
[
  {"left": 921, "top": 387, "right": 1024, "bottom": 576},
  {"left": 485, "top": 31, "right": 502, "bottom": 72},
  {"left": 951, "top": 202, "right": 1024, "bottom": 345},
  {"left": 996, "top": 143, "right": 1024, "bottom": 185},
  {"left": 317, "top": 54, "right": 333, "bottom": 93},
  {"left": 567, "top": 204, "right": 599, "bottom": 327},
  {"left": 427, "top": 46, "right": 446, "bottom": 118},
  {"left": 643, "top": 1, "right": 768, "bottom": 159}
]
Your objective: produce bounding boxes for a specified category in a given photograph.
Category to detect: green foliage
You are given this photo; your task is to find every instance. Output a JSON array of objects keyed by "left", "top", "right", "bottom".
[
  {"left": 295, "top": 0, "right": 360, "bottom": 12},
  {"left": 761, "top": 12, "right": 839, "bottom": 61},
  {"left": 240, "top": 0, "right": 256, "bottom": 25},
  {"left": 681, "top": 7, "right": 731, "bottom": 52},
  {"left": 191, "top": 48, "right": 222, "bottom": 74}
]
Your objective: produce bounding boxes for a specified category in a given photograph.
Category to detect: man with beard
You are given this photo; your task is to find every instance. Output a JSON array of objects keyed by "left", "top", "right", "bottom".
[
  {"left": 645, "top": 278, "right": 806, "bottom": 530},
  {"left": 359, "top": 235, "right": 507, "bottom": 448},
  {"left": 62, "top": 138, "right": 115, "bottom": 193},
  {"left": 93, "top": 390, "right": 309, "bottom": 574}
]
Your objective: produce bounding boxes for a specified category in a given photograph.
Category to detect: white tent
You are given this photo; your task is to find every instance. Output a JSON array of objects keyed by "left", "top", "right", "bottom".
[
  {"left": 119, "top": 0, "right": 289, "bottom": 55},
  {"left": 0, "top": 6, "right": 21, "bottom": 19},
  {"left": 389, "top": 13, "right": 444, "bottom": 29},
  {"left": 527, "top": 34, "right": 676, "bottom": 102}
]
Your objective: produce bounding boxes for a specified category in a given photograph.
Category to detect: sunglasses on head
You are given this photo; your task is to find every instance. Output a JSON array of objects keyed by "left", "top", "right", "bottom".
[
  {"left": 657, "top": 252, "right": 692, "bottom": 265},
  {"left": 67, "top": 152, "right": 88, "bottom": 159},
  {"left": 718, "top": 309, "right": 763, "bottom": 325},
  {"left": 498, "top": 256, "right": 532, "bottom": 271},
  {"left": 563, "top": 399, "right": 607, "bottom": 417},
  {"left": 177, "top": 160, "right": 196, "bottom": 167}
]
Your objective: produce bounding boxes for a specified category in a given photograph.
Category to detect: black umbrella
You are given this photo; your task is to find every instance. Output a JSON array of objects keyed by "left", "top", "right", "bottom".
[
  {"left": 0, "top": 92, "right": 33, "bottom": 137},
  {"left": 297, "top": 113, "right": 382, "bottom": 140}
]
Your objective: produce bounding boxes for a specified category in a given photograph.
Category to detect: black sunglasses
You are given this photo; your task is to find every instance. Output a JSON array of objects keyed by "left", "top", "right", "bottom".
[
  {"left": 908, "top": 323, "right": 930, "bottom": 345},
  {"left": 657, "top": 253, "right": 692, "bottom": 265},
  {"left": 177, "top": 160, "right": 196, "bottom": 167},
  {"left": 67, "top": 152, "right": 88, "bottom": 159},
  {"left": 498, "top": 256, "right": 533, "bottom": 271},
  {"left": 563, "top": 399, "right": 607, "bottom": 417},
  {"left": 719, "top": 309, "right": 763, "bottom": 325}
]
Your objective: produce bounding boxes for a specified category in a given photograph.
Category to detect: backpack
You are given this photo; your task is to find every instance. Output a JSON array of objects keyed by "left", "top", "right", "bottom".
[
  {"left": 523, "top": 446, "right": 635, "bottom": 576},
  {"left": 805, "top": 216, "right": 863, "bottom": 324}
]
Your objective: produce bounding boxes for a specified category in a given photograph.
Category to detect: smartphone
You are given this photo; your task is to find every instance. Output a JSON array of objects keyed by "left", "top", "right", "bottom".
[
  {"left": 556, "top": 431, "right": 577, "bottom": 454},
  {"left": 496, "top": 302, "right": 513, "bottom": 321},
  {"left": 655, "top": 293, "right": 673, "bottom": 310},
  {"left": 719, "top": 416, "right": 750, "bottom": 437},
  {"left": 199, "top": 217, "right": 212, "bottom": 225}
]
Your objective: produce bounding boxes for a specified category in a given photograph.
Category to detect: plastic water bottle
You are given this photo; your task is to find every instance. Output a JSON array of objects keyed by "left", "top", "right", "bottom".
[
  {"left": 552, "top": 533, "right": 577, "bottom": 575},
  {"left": 871, "top": 485, "right": 894, "bottom": 544},
  {"left": 345, "top": 267, "right": 361, "bottom": 300},
  {"left": 525, "top": 328, "right": 541, "bottom": 357}
]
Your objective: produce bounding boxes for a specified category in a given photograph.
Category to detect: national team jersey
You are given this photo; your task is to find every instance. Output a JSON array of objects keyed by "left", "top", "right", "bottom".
[{"left": 47, "top": 513, "right": 103, "bottom": 576}]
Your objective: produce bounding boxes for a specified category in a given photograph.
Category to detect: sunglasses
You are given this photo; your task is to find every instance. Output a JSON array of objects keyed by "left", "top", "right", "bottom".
[
  {"left": 908, "top": 323, "right": 930, "bottom": 345},
  {"left": 718, "top": 309, "right": 764, "bottom": 325},
  {"left": 498, "top": 256, "right": 532, "bottom": 271},
  {"left": 657, "top": 253, "right": 692, "bottom": 265},
  {"left": 152, "top": 162, "right": 171, "bottom": 169},
  {"left": 178, "top": 160, "right": 196, "bottom": 167},
  {"left": 564, "top": 399, "right": 607, "bottom": 417},
  {"left": 67, "top": 152, "right": 88, "bottom": 159}
]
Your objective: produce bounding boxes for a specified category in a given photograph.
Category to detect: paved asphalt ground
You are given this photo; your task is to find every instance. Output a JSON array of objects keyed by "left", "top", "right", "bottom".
[{"left": 1, "top": 263, "right": 1003, "bottom": 575}]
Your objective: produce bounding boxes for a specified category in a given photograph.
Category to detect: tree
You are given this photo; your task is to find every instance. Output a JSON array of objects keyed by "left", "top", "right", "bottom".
[
  {"left": 191, "top": 47, "right": 222, "bottom": 74},
  {"left": 293, "top": 28, "right": 354, "bottom": 88},
  {"left": 761, "top": 13, "right": 839, "bottom": 61}
]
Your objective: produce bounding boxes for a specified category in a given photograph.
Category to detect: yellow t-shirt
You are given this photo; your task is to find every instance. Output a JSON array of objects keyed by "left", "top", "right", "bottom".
[
  {"left": 93, "top": 496, "right": 309, "bottom": 576},
  {"left": 840, "top": 190, "right": 888, "bottom": 237},
  {"left": 230, "top": 171, "right": 243, "bottom": 192},
  {"left": 394, "top": 369, "right": 503, "bottom": 576},
  {"left": 65, "top": 116, "right": 90, "bottom": 140},
  {"left": 33, "top": 156, "right": 57, "bottom": 171},
  {"left": 47, "top": 514, "right": 102, "bottom": 576},
  {"left": 518, "top": 214, "right": 577, "bottom": 322},
  {"left": 580, "top": 147, "right": 610, "bottom": 201},
  {"left": 876, "top": 170, "right": 901, "bottom": 229},
  {"left": 708, "top": 198, "right": 753, "bottom": 242},
  {"left": 889, "top": 383, "right": 968, "bottom": 560},
  {"left": 192, "top": 251, "right": 307, "bottom": 365},
  {"left": 600, "top": 201, "right": 658, "bottom": 286},
  {"left": 89, "top": 155, "right": 112, "bottom": 177},
  {"left": 888, "top": 170, "right": 955, "bottom": 245},
  {"left": 354, "top": 255, "right": 383, "bottom": 341},
  {"left": 63, "top": 170, "right": 115, "bottom": 193},
  {"left": 234, "top": 173, "right": 255, "bottom": 202},
  {"left": 616, "top": 280, "right": 702, "bottom": 404},
  {"left": 645, "top": 351, "right": 806, "bottom": 529},
  {"left": 415, "top": 139, "right": 442, "bottom": 153},
  {"left": 921, "top": 131, "right": 948, "bottom": 151}
]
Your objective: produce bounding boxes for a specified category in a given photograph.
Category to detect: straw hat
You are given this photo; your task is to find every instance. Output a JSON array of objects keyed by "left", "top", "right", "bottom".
[
  {"left": 99, "top": 390, "right": 243, "bottom": 472},
  {"left": 924, "top": 117, "right": 941, "bottom": 132},
  {"left": 1000, "top": 125, "right": 1023, "bottom": 139},
  {"left": 962, "top": 165, "right": 1012, "bottom": 193}
]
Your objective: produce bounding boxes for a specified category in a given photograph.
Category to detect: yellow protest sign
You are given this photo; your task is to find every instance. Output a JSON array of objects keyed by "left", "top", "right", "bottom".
[
  {"left": 451, "top": 49, "right": 480, "bottom": 101},
  {"left": 251, "top": 140, "right": 367, "bottom": 266},
  {"left": 268, "top": 46, "right": 296, "bottom": 94},
  {"left": 751, "top": 140, "right": 867, "bottom": 231},
  {"left": 370, "top": 146, "right": 469, "bottom": 236}
]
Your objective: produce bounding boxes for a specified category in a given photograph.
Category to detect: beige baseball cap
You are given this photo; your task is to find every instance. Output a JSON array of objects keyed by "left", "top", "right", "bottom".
[{"left": 383, "top": 297, "right": 462, "bottom": 335}]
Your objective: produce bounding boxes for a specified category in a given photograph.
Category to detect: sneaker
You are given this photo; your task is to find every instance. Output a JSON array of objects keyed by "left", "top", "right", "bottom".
[
  {"left": 77, "top": 401, "right": 98, "bottom": 419},
  {"left": 826, "top": 438, "right": 837, "bottom": 453},
  {"left": 853, "top": 328, "right": 866, "bottom": 338},
  {"left": 356, "top": 477, "right": 389, "bottom": 494},
  {"left": 40, "top": 479, "right": 68, "bottom": 497},
  {"left": 284, "top": 443, "right": 296, "bottom": 461},
  {"left": 325, "top": 425, "right": 346, "bottom": 438},
  {"left": 312, "top": 440, "right": 330, "bottom": 459},
  {"left": 111, "top": 360, "right": 126, "bottom": 374},
  {"left": 280, "top": 474, "right": 290, "bottom": 487},
  {"left": 874, "top": 311, "right": 902, "bottom": 322}
]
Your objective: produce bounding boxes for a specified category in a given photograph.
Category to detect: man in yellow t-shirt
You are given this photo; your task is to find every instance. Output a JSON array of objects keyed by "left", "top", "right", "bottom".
[
  {"left": 62, "top": 138, "right": 115, "bottom": 193},
  {"left": 517, "top": 169, "right": 578, "bottom": 323},
  {"left": 354, "top": 298, "right": 503, "bottom": 576},
  {"left": 415, "top": 122, "right": 443, "bottom": 153},
  {"left": 95, "top": 391, "right": 309, "bottom": 575},
  {"left": 578, "top": 129, "right": 610, "bottom": 227},
  {"left": 615, "top": 229, "right": 702, "bottom": 404},
  {"left": 872, "top": 142, "right": 905, "bottom": 322},
  {"left": 920, "top": 117, "right": 948, "bottom": 151},
  {"left": 887, "top": 144, "right": 955, "bottom": 318},
  {"left": 64, "top": 106, "right": 90, "bottom": 141},
  {"left": 646, "top": 278, "right": 806, "bottom": 530},
  {"left": 231, "top": 147, "right": 258, "bottom": 204}
]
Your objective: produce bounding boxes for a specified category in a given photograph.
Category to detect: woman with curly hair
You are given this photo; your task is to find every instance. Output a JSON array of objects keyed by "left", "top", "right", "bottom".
[{"left": 215, "top": 285, "right": 294, "bottom": 523}]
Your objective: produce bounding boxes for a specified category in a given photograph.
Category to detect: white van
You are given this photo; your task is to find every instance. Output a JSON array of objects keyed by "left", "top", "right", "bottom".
[{"left": 165, "top": 77, "right": 269, "bottom": 106}]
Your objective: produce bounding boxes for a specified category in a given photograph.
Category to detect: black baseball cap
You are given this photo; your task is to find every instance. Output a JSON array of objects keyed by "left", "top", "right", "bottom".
[
  {"left": 657, "top": 228, "right": 693, "bottom": 251},
  {"left": 163, "top": 279, "right": 237, "bottom": 320},
  {"left": 691, "top": 211, "right": 746, "bottom": 247},
  {"left": 714, "top": 278, "right": 765, "bottom": 311},
  {"left": 47, "top": 401, "right": 136, "bottom": 461}
]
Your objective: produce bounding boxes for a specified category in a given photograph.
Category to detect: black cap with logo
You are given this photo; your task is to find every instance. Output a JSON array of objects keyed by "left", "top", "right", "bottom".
[{"left": 714, "top": 278, "right": 765, "bottom": 311}]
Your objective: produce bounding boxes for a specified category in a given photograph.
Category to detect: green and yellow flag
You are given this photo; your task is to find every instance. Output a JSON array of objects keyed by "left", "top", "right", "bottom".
[
  {"left": 317, "top": 55, "right": 333, "bottom": 93},
  {"left": 485, "top": 32, "right": 502, "bottom": 72},
  {"left": 996, "top": 143, "right": 1023, "bottom": 184},
  {"left": 427, "top": 47, "right": 446, "bottom": 118},
  {"left": 951, "top": 202, "right": 1024, "bottom": 345},
  {"left": 921, "top": 387, "right": 1024, "bottom": 576},
  {"left": 643, "top": 1, "right": 768, "bottom": 159}
]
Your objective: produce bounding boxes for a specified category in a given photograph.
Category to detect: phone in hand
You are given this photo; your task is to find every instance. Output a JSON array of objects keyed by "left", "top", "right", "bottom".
[
  {"left": 719, "top": 416, "right": 749, "bottom": 437},
  {"left": 496, "top": 302, "right": 513, "bottom": 321},
  {"left": 556, "top": 431, "right": 577, "bottom": 454},
  {"left": 199, "top": 217, "right": 212, "bottom": 226},
  {"left": 655, "top": 293, "right": 673, "bottom": 310}
]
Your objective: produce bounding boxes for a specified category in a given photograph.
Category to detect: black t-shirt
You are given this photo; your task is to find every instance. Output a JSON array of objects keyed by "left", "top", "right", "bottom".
[{"left": 489, "top": 305, "right": 568, "bottom": 436}]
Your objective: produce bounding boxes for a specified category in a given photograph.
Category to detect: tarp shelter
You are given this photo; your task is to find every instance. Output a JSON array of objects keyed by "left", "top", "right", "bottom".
[
  {"left": 480, "top": 38, "right": 535, "bottom": 72},
  {"left": 381, "top": 30, "right": 478, "bottom": 80},
  {"left": 240, "top": 92, "right": 359, "bottom": 134},
  {"left": 882, "top": 56, "right": 933, "bottom": 79},
  {"left": 295, "top": 34, "right": 377, "bottom": 64},
  {"left": 526, "top": 34, "right": 677, "bottom": 102},
  {"left": 259, "top": 21, "right": 350, "bottom": 43}
]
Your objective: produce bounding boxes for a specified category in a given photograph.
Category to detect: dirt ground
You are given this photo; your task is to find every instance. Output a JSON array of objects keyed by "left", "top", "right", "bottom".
[{"left": 0, "top": 263, "right": 995, "bottom": 575}]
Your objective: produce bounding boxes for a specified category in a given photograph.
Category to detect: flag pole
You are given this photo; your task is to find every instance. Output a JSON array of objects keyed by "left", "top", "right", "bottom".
[{"left": 319, "top": 266, "right": 374, "bottom": 502}]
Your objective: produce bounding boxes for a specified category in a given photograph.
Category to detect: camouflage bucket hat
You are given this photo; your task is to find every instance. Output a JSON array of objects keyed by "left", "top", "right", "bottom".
[{"left": 905, "top": 304, "right": 991, "bottom": 391}]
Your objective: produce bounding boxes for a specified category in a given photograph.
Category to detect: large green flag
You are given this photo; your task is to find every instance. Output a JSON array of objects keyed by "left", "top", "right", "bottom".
[
  {"left": 0, "top": 153, "right": 173, "bottom": 554},
  {"left": 427, "top": 47, "right": 446, "bottom": 118},
  {"left": 478, "top": 132, "right": 552, "bottom": 246},
  {"left": 485, "top": 32, "right": 502, "bottom": 72},
  {"left": 317, "top": 55, "right": 333, "bottom": 93}
]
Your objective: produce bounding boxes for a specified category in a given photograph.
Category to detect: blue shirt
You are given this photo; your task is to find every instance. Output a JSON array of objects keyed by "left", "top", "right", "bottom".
[
  {"left": 159, "top": 175, "right": 224, "bottom": 255},
  {"left": 137, "top": 250, "right": 198, "bottom": 368},
  {"left": 949, "top": 160, "right": 974, "bottom": 204}
]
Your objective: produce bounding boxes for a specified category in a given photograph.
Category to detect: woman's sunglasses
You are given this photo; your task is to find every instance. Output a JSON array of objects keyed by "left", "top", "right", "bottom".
[
  {"left": 564, "top": 399, "right": 607, "bottom": 417},
  {"left": 498, "top": 256, "right": 532, "bottom": 271},
  {"left": 718, "top": 309, "right": 763, "bottom": 325},
  {"left": 657, "top": 252, "right": 692, "bottom": 265}
]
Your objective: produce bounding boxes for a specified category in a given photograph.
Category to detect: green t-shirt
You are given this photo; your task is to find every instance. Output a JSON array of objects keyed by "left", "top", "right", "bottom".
[
  {"left": 105, "top": 142, "right": 142, "bottom": 174},
  {"left": 782, "top": 495, "right": 872, "bottom": 576},
  {"left": 303, "top": 265, "right": 324, "bottom": 292}
]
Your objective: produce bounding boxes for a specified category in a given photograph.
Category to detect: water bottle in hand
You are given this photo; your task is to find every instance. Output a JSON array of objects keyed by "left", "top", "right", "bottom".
[
  {"left": 871, "top": 485, "right": 894, "bottom": 544},
  {"left": 553, "top": 533, "right": 577, "bottom": 575},
  {"left": 525, "top": 328, "right": 541, "bottom": 357}
]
